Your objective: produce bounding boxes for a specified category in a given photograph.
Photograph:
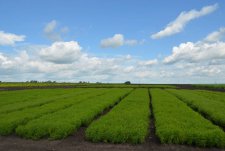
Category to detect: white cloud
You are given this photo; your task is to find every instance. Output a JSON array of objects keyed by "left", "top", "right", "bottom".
[
  {"left": 163, "top": 28, "right": 225, "bottom": 64},
  {"left": 39, "top": 41, "right": 82, "bottom": 64},
  {"left": 100, "top": 34, "right": 140, "bottom": 48},
  {"left": 0, "top": 31, "right": 25, "bottom": 46},
  {"left": 151, "top": 4, "right": 218, "bottom": 39},
  {"left": 1, "top": 28, "right": 225, "bottom": 83},
  {"left": 204, "top": 27, "right": 225, "bottom": 42},
  {"left": 44, "top": 20, "right": 57, "bottom": 33},
  {"left": 100, "top": 34, "right": 124, "bottom": 48},
  {"left": 164, "top": 41, "right": 225, "bottom": 64},
  {"left": 0, "top": 53, "right": 14, "bottom": 68},
  {"left": 138, "top": 59, "right": 158, "bottom": 67},
  {"left": 187, "top": 65, "right": 221, "bottom": 77},
  {"left": 44, "top": 20, "right": 68, "bottom": 41},
  {"left": 0, "top": 40, "right": 163, "bottom": 83}
]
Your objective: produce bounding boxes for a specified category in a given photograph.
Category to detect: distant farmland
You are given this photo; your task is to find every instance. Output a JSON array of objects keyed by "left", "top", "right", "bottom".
[{"left": 0, "top": 84, "right": 224, "bottom": 150}]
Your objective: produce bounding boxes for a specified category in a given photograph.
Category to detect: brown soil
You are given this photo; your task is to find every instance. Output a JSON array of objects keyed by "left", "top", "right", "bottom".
[{"left": 0, "top": 132, "right": 224, "bottom": 151}]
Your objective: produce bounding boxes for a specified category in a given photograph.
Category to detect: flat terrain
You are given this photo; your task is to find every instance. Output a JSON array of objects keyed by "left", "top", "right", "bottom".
[{"left": 0, "top": 86, "right": 225, "bottom": 151}]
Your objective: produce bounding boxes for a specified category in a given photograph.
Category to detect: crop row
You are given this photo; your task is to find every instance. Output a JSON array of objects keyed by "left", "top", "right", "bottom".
[
  {"left": 167, "top": 89, "right": 225, "bottom": 127},
  {"left": 86, "top": 88, "right": 150, "bottom": 144},
  {"left": 0, "top": 88, "right": 78, "bottom": 106},
  {"left": 150, "top": 89, "right": 225, "bottom": 147},
  {"left": 0, "top": 88, "right": 92, "bottom": 114},
  {"left": 0, "top": 88, "right": 110, "bottom": 135},
  {"left": 192, "top": 90, "right": 225, "bottom": 104},
  {"left": 16, "top": 88, "right": 132, "bottom": 139}
]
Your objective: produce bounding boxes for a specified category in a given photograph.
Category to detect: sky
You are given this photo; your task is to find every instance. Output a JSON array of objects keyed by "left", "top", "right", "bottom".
[{"left": 0, "top": 0, "right": 225, "bottom": 83}]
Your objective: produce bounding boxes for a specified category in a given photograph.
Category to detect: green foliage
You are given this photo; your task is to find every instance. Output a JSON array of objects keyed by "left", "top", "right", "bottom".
[
  {"left": 0, "top": 88, "right": 71, "bottom": 106},
  {"left": 0, "top": 88, "right": 108, "bottom": 135},
  {"left": 168, "top": 89, "right": 225, "bottom": 127},
  {"left": 85, "top": 89, "right": 150, "bottom": 144},
  {"left": 124, "top": 81, "right": 131, "bottom": 84},
  {"left": 15, "top": 88, "right": 132, "bottom": 140},
  {"left": 0, "top": 88, "right": 89, "bottom": 114},
  {"left": 150, "top": 89, "right": 225, "bottom": 147},
  {"left": 193, "top": 84, "right": 225, "bottom": 90}
]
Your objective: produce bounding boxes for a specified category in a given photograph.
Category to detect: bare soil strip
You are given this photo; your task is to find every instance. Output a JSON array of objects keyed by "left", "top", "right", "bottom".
[
  {"left": 1, "top": 133, "right": 224, "bottom": 151},
  {"left": 148, "top": 89, "right": 160, "bottom": 144}
]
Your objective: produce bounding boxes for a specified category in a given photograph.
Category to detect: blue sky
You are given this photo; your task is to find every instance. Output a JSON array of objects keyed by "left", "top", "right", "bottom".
[{"left": 0, "top": 0, "right": 225, "bottom": 83}]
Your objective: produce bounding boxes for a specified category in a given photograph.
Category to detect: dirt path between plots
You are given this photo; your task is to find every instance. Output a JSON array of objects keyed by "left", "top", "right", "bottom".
[{"left": 0, "top": 134, "right": 224, "bottom": 151}]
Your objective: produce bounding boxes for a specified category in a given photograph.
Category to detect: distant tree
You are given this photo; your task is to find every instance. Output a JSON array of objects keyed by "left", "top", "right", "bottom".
[
  {"left": 30, "top": 80, "right": 38, "bottom": 83},
  {"left": 124, "top": 81, "right": 131, "bottom": 85}
]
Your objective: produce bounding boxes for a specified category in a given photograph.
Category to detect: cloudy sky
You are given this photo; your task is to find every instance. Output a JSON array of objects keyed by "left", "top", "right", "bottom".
[{"left": 0, "top": 0, "right": 225, "bottom": 83}]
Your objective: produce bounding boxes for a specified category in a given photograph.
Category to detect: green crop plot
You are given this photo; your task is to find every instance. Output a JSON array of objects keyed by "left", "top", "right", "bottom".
[
  {"left": 167, "top": 89, "right": 225, "bottom": 127},
  {"left": 0, "top": 87, "right": 224, "bottom": 148},
  {"left": 0, "top": 88, "right": 77, "bottom": 107},
  {"left": 85, "top": 88, "right": 150, "bottom": 144},
  {"left": 16, "top": 88, "right": 132, "bottom": 140},
  {"left": 192, "top": 90, "right": 225, "bottom": 104},
  {"left": 0, "top": 88, "right": 109, "bottom": 135},
  {"left": 0, "top": 88, "right": 92, "bottom": 114},
  {"left": 150, "top": 89, "right": 225, "bottom": 147}
]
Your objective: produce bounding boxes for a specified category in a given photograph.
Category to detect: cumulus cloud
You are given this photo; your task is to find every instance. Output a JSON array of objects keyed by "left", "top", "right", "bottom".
[
  {"left": 187, "top": 65, "right": 221, "bottom": 77},
  {"left": 100, "top": 34, "right": 124, "bottom": 48},
  {"left": 39, "top": 41, "right": 82, "bottom": 64},
  {"left": 163, "top": 27, "right": 225, "bottom": 64},
  {"left": 164, "top": 41, "right": 225, "bottom": 64},
  {"left": 151, "top": 4, "right": 218, "bottom": 39},
  {"left": 100, "top": 34, "right": 140, "bottom": 48},
  {"left": 0, "top": 31, "right": 25, "bottom": 46},
  {"left": 1, "top": 27, "right": 225, "bottom": 83},
  {"left": 0, "top": 40, "right": 163, "bottom": 83},
  {"left": 44, "top": 20, "right": 68, "bottom": 41}
]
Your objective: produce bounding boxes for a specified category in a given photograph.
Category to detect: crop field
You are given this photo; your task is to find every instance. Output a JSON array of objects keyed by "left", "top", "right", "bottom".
[{"left": 0, "top": 87, "right": 225, "bottom": 150}]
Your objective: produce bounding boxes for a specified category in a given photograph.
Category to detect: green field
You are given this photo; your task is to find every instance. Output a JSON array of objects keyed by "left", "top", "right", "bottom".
[
  {"left": 0, "top": 87, "right": 224, "bottom": 148},
  {"left": 192, "top": 84, "right": 225, "bottom": 90}
]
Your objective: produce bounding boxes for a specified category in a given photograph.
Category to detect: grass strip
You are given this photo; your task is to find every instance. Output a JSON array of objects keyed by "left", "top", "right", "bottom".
[
  {"left": 151, "top": 88, "right": 225, "bottom": 148},
  {"left": 0, "top": 88, "right": 108, "bottom": 135},
  {"left": 0, "top": 88, "right": 78, "bottom": 106},
  {"left": 16, "top": 88, "right": 132, "bottom": 140},
  {"left": 0, "top": 88, "right": 90, "bottom": 114},
  {"left": 167, "top": 89, "right": 225, "bottom": 128},
  {"left": 192, "top": 90, "right": 225, "bottom": 104},
  {"left": 85, "top": 88, "right": 150, "bottom": 144}
]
